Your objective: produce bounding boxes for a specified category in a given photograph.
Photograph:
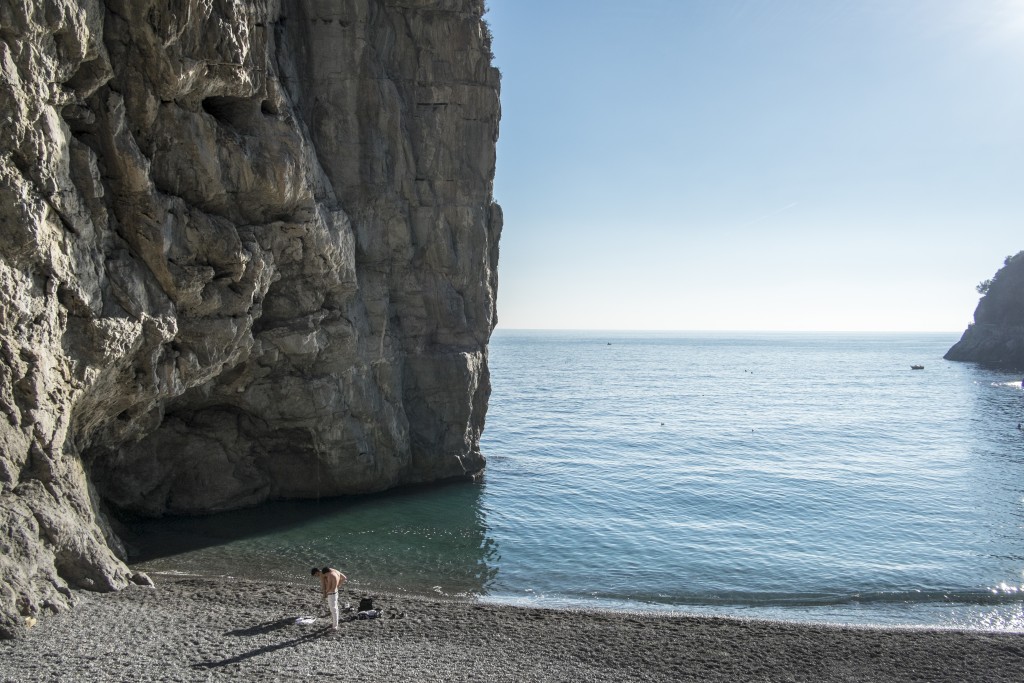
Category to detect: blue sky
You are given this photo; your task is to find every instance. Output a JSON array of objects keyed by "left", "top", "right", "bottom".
[{"left": 485, "top": 0, "right": 1024, "bottom": 331}]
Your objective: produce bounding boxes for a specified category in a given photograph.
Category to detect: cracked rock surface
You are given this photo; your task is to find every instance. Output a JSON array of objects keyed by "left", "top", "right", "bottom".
[{"left": 0, "top": 0, "right": 500, "bottom": 638}]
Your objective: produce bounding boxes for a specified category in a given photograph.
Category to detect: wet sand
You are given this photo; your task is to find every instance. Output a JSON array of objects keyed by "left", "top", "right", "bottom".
[{"left": 1, "top": 574, "right": 1022, "bottom": 682}]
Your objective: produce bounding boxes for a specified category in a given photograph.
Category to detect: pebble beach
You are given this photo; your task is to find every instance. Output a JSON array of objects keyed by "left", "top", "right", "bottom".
[{"left": 1, "top": 574, "right": 1023, "bottom": 682}]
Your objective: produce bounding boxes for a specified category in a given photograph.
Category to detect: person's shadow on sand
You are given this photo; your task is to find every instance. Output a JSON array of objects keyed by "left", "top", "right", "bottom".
[
  {"left": 225, "top": 617, "right": 295, "bottom": 637},
  {"left": 194, "top": 624, "right": 334, "bottom": 669}
]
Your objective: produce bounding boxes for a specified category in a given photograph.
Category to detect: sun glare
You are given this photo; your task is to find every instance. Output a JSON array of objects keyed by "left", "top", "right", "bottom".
[{"left": 981, "top": 0, "right": 1024, "bottom": 45}]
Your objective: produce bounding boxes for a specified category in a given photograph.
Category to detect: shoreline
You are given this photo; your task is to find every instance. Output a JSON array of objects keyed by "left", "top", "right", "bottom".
[
  {"left": 2, "top": 574, "right": 1023, "bottom": 682},
  {"left": 127, "top": 564, "right": 1024, "bottom": 633}
]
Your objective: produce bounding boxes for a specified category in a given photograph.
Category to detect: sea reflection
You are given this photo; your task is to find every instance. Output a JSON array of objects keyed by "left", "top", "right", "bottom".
[
  {"left": 125, "top": 481, "right": 499, "bottom": 597},
  {"left": 961, "top": 365, "right": 1024, "bottom": 573}
]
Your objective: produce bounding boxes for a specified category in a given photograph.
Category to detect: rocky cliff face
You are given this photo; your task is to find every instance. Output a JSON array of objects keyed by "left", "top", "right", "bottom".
[
  {"left": 0, "top": 0, "right": 500, "bottom": 638},
  {"left": 946, "top": 252, "right": 1024, "bottom": 367}
]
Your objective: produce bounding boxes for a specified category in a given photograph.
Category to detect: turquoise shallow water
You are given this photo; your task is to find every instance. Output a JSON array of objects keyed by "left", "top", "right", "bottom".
[{"left": 129, "top": 331, "right": 1024, "bottom": 630}]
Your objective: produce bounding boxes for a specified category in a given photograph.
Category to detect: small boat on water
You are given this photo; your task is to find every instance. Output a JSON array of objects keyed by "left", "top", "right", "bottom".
[{"left": 911, "top": 365, "right": 924, "bottom": 370}]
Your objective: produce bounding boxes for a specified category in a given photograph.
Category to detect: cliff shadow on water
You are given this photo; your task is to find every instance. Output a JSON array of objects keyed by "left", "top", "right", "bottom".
[{"left": 124, "top": 480, "right": 500, "bottom": 598}]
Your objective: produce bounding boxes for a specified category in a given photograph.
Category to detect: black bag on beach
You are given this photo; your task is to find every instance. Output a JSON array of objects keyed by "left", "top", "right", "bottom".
[{"left": 358, "top": 597, "right": 374, "bottom": 611}]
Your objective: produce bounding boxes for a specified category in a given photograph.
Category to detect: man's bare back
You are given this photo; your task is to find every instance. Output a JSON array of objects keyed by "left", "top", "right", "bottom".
[{"left": 319, "top": 568, "right": 345, "bottom": 596}]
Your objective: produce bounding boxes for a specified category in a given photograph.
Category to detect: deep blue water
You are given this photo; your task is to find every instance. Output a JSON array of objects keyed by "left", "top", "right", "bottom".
[{"left": 130, "top": 331, "right": 1024, "bottom": 630}]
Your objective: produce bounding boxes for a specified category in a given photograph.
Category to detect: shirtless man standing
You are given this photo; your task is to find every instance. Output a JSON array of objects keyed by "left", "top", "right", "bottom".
[{"left": 311, "top": 566, "right": 347, "bottom": 629}]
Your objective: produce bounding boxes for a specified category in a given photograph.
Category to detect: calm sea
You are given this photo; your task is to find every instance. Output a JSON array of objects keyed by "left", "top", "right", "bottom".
[{"left": 128, "top": 331, "right": 1024, "bottom": 630}]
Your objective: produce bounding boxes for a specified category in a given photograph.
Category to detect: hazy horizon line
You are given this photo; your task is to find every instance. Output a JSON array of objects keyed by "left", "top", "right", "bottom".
[{"left": 493, "top": 327, "right": 963, "bottom": 335}]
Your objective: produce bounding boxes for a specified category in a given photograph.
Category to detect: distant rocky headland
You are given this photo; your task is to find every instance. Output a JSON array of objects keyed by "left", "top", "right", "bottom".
[
  {"left": 0, "top": 0, "right": 500, "bottom": 638},
  {"left": 946, "top": 252, "right": 1024, "bottom": 367}
]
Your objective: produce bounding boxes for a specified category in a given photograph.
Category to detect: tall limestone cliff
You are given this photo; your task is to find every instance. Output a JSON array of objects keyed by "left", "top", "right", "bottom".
[
  {"left": 0, "top": 0, "right": 501, "bottom": 638},
  {"left": 946, "top": 252, "right": 1024, "bottom": 367}
]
